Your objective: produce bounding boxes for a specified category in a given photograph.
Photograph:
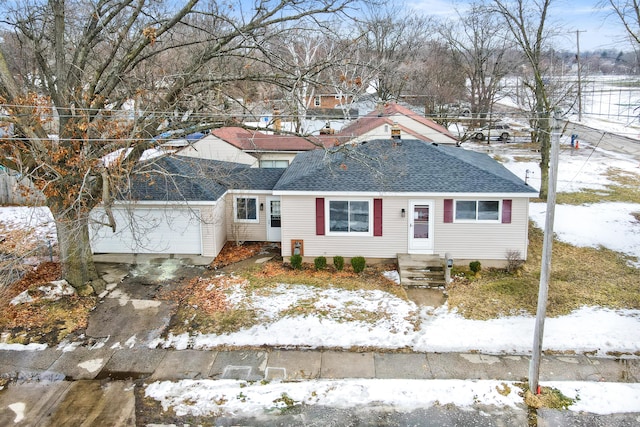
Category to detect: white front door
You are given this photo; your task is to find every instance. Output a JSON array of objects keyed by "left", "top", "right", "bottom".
[
  {"left": 266, "top": 196, "right": 282, "bottom": 242},
  {"left": 408, "top": 200, "right": 434, "bottom": 253}
]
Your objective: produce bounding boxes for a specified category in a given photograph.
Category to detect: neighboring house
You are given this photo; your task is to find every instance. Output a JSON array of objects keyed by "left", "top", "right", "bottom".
[
  {"left": 177, "top": 127, "right": 327, "bottom": 168},
  {"left": 335, "top": 102, "right": 459, "bottom": 145},
  {"left": 307, "top": 93, "right": 353, "bottom": 109},
  {"left": 90, "top": 138, "right": 536, "bottom": 267}
]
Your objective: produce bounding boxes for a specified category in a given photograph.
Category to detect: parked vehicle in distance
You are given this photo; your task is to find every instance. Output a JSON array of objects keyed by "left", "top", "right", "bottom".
[{"left": 473, "top": 124, "right": 511, "bottom": 141}]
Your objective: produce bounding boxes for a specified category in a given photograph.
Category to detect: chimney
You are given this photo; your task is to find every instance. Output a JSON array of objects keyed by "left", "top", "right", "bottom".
[
  {"left": 319, "top": 121, "right": 335, "bottom": 135},
  {"left": 273, "top": 106, "right": 281, "bottom": 134},
  {"left": 391, "top": 121, "right": 401, "bottom": 140}
]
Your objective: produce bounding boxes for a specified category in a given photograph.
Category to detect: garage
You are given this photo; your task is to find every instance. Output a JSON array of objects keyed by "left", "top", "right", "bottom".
[{"left": 90, "top": 207, "right": 202, "bottom": 254}]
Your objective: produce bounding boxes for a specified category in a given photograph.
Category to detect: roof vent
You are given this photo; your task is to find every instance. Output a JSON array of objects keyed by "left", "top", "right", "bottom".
[{"left": 431, "top": 142, "right": 439, "bottom": 146}]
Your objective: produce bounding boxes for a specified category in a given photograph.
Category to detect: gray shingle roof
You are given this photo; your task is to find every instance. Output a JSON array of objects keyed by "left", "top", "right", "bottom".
[
  {"left": 125, "top": 155, "right": 285, "bottom": 202},
  {"left": 274, "top": 139, "right": 537, "bottom": 194}
]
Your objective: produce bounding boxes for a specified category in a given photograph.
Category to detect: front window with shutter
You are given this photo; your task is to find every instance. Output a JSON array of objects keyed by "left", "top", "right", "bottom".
[
  {"left": 454, "top": 200, "right": 501, "bottom": 222},
  {"left": 325, "top": 199, "right": 372, "bottom": 235}
]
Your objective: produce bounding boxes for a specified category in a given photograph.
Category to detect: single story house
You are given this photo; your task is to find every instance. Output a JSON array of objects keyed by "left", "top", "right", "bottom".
[
  {"left": 176, "top": 127, "right": 332, "bottom": 168},
  {"left": 90, "top": 138, "right": 537, "bottom": 267},
  {"left": 334, "top": 103, "right": 459, "bottom": 145}
]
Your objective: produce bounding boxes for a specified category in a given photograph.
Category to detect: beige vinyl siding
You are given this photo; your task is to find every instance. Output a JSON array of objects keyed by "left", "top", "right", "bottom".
[
  {"left": 433, "top": 197, "right": 530, "bottom": 260},
  {"left": 280, "top": 195, "right": 530, "bottom": 262},
  {"left": 178, "top": 135, "right": 257, "bottom": 166},
  {"left": 201, "top": 201, "right": 228, "bottom": 257},
  {"left": 280, "top": 195, "right": 408, "bottom": 258},
  {"left": 226, "top": 193, "right": 270, "bottom": 242}
]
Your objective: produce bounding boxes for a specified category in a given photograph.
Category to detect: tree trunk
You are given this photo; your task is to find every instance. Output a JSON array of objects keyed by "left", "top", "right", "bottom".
[
  {"left": 536, "top": 91, "right": 551, "bottom": 201},
  {"left": 52, "top": 208, "right": 104, "bottom": 294}
]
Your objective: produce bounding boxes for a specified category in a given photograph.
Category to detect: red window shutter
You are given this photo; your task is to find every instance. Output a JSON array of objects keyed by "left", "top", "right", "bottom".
[
  {"left": 316, "top": 198, "right": 325, "bottom": 235},
  {"left": 444, "top": 199, "right": 453, "bottom": 223},
  {"left": 373, "top": 198, "right": 383, "bottom": 236},
  {"left": 502, "top": 199, "right": 512, "bottom": 224}
]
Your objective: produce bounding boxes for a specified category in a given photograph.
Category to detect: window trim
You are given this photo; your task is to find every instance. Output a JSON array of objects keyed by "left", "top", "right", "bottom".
[
  {"left": 234, "top": 196, "right": 259, "bottom": 223},
  {"left": 325, "top": 198, "right": 373, "bottom": 236},
  {"left": 453, "top": 199, "right": 501, "bottom": 223}
]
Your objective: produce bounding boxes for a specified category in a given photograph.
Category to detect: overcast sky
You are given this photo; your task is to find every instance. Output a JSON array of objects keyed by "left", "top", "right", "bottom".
[{"left": 407, "top": 0, "right": 634, "bottom": 52}]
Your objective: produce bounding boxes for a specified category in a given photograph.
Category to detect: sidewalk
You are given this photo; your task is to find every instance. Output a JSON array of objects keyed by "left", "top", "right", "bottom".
[
  {"left": 1, "top": 346, "right": 638, "bottom": 383},
  {"left": 1, "top": 346, "right": 639, "bottom": 426}
]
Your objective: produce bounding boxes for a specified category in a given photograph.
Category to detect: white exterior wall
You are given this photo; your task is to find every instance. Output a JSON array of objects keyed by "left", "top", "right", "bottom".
[
  {"left": 90, "top": 204, "right": 208, "bottom": 255},
  {"left": 280, "top": 195, "right": 530, "bottom": 263},
  {"left": 200, "top": 201, "right": 228, "bottom": 257},
  {"left": 347, "top": 125, "right": 394, "bottom": 143},
  {"left": 346, "top": 121, "right": 456, "bottom": 145},
  {"left": 178, "top": 135, "right": 257, "bottom": 166},
  {"left": 391, "top": 114, "right": 457, "bottom": 145}
]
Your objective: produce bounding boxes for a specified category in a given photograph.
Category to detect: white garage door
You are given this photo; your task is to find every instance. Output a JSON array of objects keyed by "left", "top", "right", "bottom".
[{"left": 90, "top": 207, "right": 202, "bottom": 254}]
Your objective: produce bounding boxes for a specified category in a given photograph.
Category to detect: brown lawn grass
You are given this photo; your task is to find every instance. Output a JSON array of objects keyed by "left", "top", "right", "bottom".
[
  {"left": 0, "top": 262, "right": 96, "bottom": 345},
  {"left": 446, "top": 222, "right": 640, "bottom": 320},
  {"left": 555, "top": 167, "right": 640, "bottom": 205}
]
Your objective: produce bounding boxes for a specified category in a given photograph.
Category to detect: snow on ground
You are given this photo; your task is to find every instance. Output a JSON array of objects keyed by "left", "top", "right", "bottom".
[
  {"left": 0, "top": 206, "right": 55, "bottom": 243},
  {"left": 144, "top": 378, "right": 640, "bottom": 418},
  {"left": 467, "top": 134, "right": 640, "bottom": 262},
  {"left": 145, "top": 379, "right": 524, "bottom": 417},
  {"left": 530, "top": 202, "right": 640, "bottom": 263},
  {"left": 152, "top": 284, "right": 640, "bottom": 356},
  {"left": 3, "top": 109, "right": 640, "bottom": 415}
]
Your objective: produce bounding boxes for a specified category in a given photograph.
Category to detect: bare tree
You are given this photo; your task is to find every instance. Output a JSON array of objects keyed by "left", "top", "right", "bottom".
[
  {"left": 490, "top": 0, "right": 557, "bottom": 200},
  {"left": 355, "top": 3, "right": 432, "bottom": 101},
  {"left": 603, "top": 0, "right": 640, "bottom": 46},
  {"left": 439, "top": 4, "right": 517, "bottom": 126},
  {"left": 402, "top": 40, "right": 467, "bottom": 128},
  {"left": 0, "top": 0, "right": 358, "bottom": 292}
]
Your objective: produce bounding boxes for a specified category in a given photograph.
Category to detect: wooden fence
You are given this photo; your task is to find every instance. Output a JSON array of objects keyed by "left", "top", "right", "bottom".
[{"left": 0, "top": 171, "right": 44, "bottom": 205}]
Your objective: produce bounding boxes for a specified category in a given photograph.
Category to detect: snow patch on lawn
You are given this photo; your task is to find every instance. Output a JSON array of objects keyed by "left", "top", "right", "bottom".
[
  {"left": 144, "top": 378, "right": 640, "bottom": 417},
  {"left": 10, "top": 280, "right": 75, "bottom": 306},
  {"left": 151, "top": 282, "right": 640, "bottom": 357}
]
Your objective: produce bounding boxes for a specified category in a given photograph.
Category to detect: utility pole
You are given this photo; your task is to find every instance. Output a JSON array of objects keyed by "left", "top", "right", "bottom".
[
  {"left": 576, "top": 30, "right": 586, "bottom": 122},
  {"left": 529, "top": 113, "right": 561, "bottom": 394}
]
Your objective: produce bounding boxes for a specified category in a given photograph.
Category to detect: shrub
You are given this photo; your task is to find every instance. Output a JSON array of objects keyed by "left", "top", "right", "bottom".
[
  {"left": 505, "top": 249, "right": 525, "bottom": 273},
  {"left": 333, "top": 256, "right": 345, "bottom": 271},
  {"left": 314, "top": 256, "right": 327, "bottom": 270},
  {"left": 469, "top": 260, "right": 482, "bottom": 274},
  {"left": 351, "top": 256, "right": 366, "bottom": 273},
  {"left": 290, "top": 254, "right": 303, "bottom": 270}
]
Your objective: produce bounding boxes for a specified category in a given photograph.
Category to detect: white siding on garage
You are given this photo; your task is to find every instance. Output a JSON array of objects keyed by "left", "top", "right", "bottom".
[
  {"left": 200, "top": 202, "right": 227, "bottom": 257},
  {"left": 90, "top": 207, "right": 203, "bottom": 254}
]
